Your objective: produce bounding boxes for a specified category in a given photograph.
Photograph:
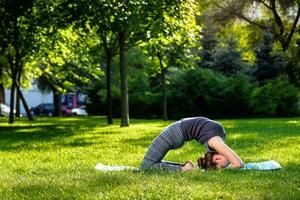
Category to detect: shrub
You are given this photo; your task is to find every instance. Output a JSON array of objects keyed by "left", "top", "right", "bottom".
[
  {"left": 251, "top": 77, "right": 299, "bottom": 117},
  {"left": 217, "top": 74, "right": 254, "bottom": 117},
  {"left": 128, "top": 69, "right": 161, "bottom": 118},
  {"left": 168, "top": 68, "right": 226, "bottom": 119},
  {"left": 168, "top": 69, "right": 299, "bottom": 118}
]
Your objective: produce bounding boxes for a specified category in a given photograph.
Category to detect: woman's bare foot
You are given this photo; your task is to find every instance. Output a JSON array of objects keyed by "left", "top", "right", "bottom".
[{"left": 181, "top": 160, "right": 197, "bottom": 171}]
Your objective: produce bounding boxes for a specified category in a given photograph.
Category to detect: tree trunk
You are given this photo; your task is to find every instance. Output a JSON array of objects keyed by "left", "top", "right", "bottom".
[
  {"left": 9, "top": 80, "right": 16, "bottom": 124},
  {"left": 51, "top": 85, "right": 62, "bottom": 117},
  {"left": 0, "top": 83, "right": 5, "bottom": 104},
  {"left": 0, "top": 66, "right": 5, "bottom": 104},
  {"left": 0, "top": 84, "right": 4, "bottom": 117},
  {"left": 15, "top": 90, "right": 21, "bottom": 117},
  {"left": 15, "top": 66, "right": 23, "bottom": 117},
  {"left": 9, "top": 55, "right": 18, "bottom": 123},
  {"left": 16, "top": 84, "right": 34, "bottom": 121},
  {"left": 106, "top": 54, "right": 113, "bottom": 124},
  {"left": 53, "top": 91, "right": 62, "bottom": 117},
  {"left": 158, "top": 55, "right": 168, "bottom": 121},
  {"left": 162, "top": 69, "right": 168, "bottom": 121},
  {"left": 9, "top": 19, "right": 19, "bottom": 123},
  {"left": 119, "top": 30, "right": 129, "bottom": 127}
]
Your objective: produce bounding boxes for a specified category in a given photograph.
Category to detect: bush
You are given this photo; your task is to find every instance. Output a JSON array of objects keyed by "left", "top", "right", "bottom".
[
  {"left": 86, "top": 67, "right": 299, "bottom": 119},
  {"left": 128, "top": 68, "right": 161, "bottom": 118},
  {"left": 129, "top": 91, "right": 161, "bottom": 118},
  {"left": 168, "top": 68, "right": 299, "bottom": 119},
  {"left": 168, "top": 69, "right": 255, "bottom": 118},
  {"left": 251, "top": 78, "right": 299, "bottom": 117},
  {"left": 168, "top": 68, "right": 225, "bottom": 118},
  {"left": 85, "top": 81, "right": 121, "bottom": 117},
  {"left": 217, "top": 74, "right": 254, "bottom": 117}
]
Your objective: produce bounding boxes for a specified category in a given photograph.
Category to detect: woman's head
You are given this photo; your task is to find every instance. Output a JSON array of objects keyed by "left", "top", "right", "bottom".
[{"left": 198, "top": 152, "right": 229, "bottom": 170}]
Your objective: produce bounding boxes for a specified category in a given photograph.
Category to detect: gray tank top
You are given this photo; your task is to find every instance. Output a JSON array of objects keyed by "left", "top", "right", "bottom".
[{"left": 180, "top": 117, "right": 226, "bottom": 146}]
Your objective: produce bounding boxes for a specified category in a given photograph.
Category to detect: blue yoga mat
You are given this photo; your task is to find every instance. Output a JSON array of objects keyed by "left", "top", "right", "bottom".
[
  {"left": 95, "top": 160, "right": 281, "bottom": 172},
  {"left": 241, "top": 160, "right": 281, "bottom": 171}
]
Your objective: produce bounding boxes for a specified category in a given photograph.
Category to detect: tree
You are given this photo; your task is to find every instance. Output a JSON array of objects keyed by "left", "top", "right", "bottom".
[
  {"left": 286, "top": 34, "right": 300, "bottom": 88},
  {"left": 253, "top": 32, "right": 287, "bottom": 84},
  {"left": 66, "top": 0, "right": 200, "bottom": 126},
  {"left": 209, "top": 35, "right": 246, "bottom": 76},
  {"left": 209, "top": 0, "right": 300, "bottom": 52},
  {"left": 0, "top": 0, "right": 40, "bottom": 123},
  {"left": 28, "top": 25, "right": 103, "bottom": 116},
  {"left": 72, "top": 1, "right": 120, "bottom": 124},
  {"left": 142, "top": 0, "right": 200, "bottom": 120},
  {"left": 198, "top": 26, "right": 219, "bottom": 69},
  {"left": 114, "top": 0, "right": 201, "bottom": 125}
]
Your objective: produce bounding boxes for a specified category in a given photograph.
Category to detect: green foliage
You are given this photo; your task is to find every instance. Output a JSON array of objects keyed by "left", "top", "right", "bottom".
[
  {"left": 253, "top": 32, "right": 288, "bottom": 84},
  {"left": 141, "top": 0, "right": 200, "bottom": 73},
  {"left": 85, "top": 48, "right": 162, "bottom": 118},
  {"left": 85, "top": 77, "right": 120, "bottom": 116},
  {"left": 251, "top": 78, "right": 300, "bottom": 117},
  {"left": 286, "top": 38, "right": 300, "bottom": 88},
  {"left": 87, "top": 63, "right": 299, "bottom": 118},
  {"left": 127, "top": 49, "right": 161, "bottom": 118},
  {"left": 0, "top": 0, "right": 46, "bottom": 88},
  {"left": 168, "top": 69, "right": 254, "bottom": 118},
  {"left": 210, "top": 35, "right": 247, "bottom": 77},
  {"left": 218, "top": 75, "right": 254, "bottom": 116},
  {"left": 204, "top": 0, "right": 300, "bottom": 51},
  {"left": 30, "top": 24, "right": 103, "bottom": 93},
  {"left": 198, "top": 26, "right": 218, "bottom": 68},
  {"left": 168, "top": 68, "right": 299, "bottom": 118},
  {"left": 1, "top": 0, "right": 299, "bottom": 122},
  {"left": 251, "top": 83, "right": 278, "bottom": 116},
  {"left": 0, "top": 117, "right": 299, "bottom": 199},
  {"left": 168, "top": 68, "right": 226, "bottom": 118}
]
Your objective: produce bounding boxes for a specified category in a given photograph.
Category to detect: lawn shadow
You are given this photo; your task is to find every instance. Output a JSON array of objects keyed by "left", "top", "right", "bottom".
[
  {"left": 0, "top": 124, "right": 77, "bottom": 139},
  {"left": 0, "top": 117, "right": 123, "bottom": 151},
  {"left": 0, "top": 125, "right": 76, "bottom": 151},
  {"left": 0, "top": 119, "right": 109, "bottom": 151},
  {"left": 64, "top": 140, "right": 104, "bottom": 147}
]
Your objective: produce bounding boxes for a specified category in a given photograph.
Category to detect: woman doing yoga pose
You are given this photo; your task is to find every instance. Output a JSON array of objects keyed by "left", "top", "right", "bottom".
[{"left": 140, "top": 117, "right": 244, "bottom": 171}]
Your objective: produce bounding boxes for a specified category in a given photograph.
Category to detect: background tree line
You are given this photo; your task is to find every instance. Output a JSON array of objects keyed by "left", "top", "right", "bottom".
[{"left": 0, "top": 0, "right": 299, "bottom": 125}]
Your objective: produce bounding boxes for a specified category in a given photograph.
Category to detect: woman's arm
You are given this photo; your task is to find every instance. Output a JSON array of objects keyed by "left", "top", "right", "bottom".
[{"left": 207, "top": 136, "right": 244, "bottom": 169}]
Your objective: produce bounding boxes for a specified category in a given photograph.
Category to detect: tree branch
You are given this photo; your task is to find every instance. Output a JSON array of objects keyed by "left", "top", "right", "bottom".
[
  {"left": 212, "top": 0, "right": 268, "bottom": 30},
  {"left": 284, "top": 5, "right": 300, "bottom": 51},
  {"left": 236, "top": 11, "right": 268, "bottom": 30},
  {"left": 257, "top": 0, "right": 272, "bottom": 10},
  {"left": 270, "top": 0, "right": 285, "bottom": 36}
]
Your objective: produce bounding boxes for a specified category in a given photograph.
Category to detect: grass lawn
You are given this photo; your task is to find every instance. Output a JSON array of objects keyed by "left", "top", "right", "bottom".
[{"left": 0, "top": 116, "right": 299, "bottom": 199}]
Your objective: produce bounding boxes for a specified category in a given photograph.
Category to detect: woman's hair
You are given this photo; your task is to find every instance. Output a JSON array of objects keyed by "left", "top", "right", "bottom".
[{"left": 197, "top": 152, "right": 217, "bottom": 170}]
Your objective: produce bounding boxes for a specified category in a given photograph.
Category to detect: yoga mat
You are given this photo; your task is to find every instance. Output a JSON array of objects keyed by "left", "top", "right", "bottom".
[
  {"left": 241, "top": 160, "right": 281, "bottom": 171},
  {"left": 95, "top": 160, "right": 281, "bottom": 172},
  {"left": 95, "top": 163, "right": 139, "bottom": 172}
]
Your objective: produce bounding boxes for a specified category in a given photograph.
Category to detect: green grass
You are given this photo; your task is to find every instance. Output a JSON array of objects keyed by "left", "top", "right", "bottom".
[{"left": 0, "top": 116, "right": 299, "bottom": 199}]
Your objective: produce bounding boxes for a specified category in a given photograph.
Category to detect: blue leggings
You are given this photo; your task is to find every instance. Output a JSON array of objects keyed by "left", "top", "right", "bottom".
[{"left": 140, "top": 121, "right": 185, "bottom": 171}]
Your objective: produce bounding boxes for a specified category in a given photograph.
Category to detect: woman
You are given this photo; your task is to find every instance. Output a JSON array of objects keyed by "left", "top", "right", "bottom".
[{"left": 140, "top": 117, "right": 244, "bottom": 171}]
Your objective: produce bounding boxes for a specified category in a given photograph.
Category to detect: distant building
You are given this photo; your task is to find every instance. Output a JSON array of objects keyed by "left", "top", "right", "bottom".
[
  {"left": 5, "top": 83, "right": 53, "bottom": 115},
  {"left": 5, "top": 83, "right": 88, "bottom": 115}
]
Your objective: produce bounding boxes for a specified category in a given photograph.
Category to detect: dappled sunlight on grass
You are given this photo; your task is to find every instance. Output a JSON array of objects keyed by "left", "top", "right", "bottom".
[
  {"left": 286, "top": 120, "right": 300, "bottom": 126},
  {"left": 0, "top": 116, "right": 299, "bottom": 199}
]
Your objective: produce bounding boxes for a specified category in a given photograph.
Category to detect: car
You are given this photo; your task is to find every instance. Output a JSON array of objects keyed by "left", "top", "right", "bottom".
[
  {"left": 0, "top": 103, "right": 16, "bottom": 116},
  {"left": 30, "top": 103, "right": 55, "bottom": 117},
  {"left": 71, "top": 107, "right": 88, "bottom": 116}
]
